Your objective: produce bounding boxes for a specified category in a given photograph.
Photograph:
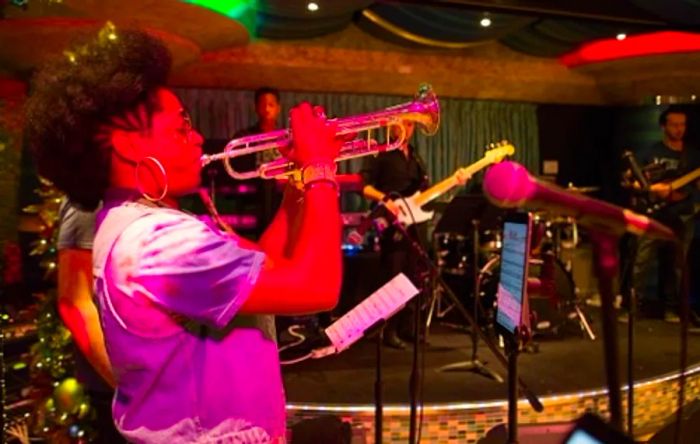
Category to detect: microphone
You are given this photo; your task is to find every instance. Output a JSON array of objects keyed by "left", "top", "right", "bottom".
[
  {"left": 346, "top": 203, "right": 392, "bottom": 245},
  {"left": 483, "top": 161, "right": 676, "bottom": 241},
  {"left": 622, "top": 150, "right": 649, "bottom": 191}
]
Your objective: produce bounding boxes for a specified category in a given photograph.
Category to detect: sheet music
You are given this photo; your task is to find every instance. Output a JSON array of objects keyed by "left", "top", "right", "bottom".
[{"left": 325, "top": 273, "right": 419, "bottom": 352}]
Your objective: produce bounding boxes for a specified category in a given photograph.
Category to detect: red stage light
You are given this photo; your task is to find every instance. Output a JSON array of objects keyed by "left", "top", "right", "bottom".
[{"left": 560, "top": 31, "right": 700, "bottom": 68}]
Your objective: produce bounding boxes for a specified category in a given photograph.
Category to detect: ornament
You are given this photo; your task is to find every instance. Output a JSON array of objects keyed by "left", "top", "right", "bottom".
[
  {"left": 53, "top": 377, "right": 84, "bottom": 414},
  {"left": 45, "top": 397, "right": 56, "bottom": 413},
  {"left": 77, "top": 402, "right": 90, "bottom": 419}
]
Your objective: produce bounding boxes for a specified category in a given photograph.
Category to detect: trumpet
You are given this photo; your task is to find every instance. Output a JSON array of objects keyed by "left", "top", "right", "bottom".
[{"left": 200, "top": 84, "right": 440, "bottom": 180}]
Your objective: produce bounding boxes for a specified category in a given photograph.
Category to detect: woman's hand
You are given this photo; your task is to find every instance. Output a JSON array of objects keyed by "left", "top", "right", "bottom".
[{"left": 284, "top": 103, "right": 342, "bottom": 167}]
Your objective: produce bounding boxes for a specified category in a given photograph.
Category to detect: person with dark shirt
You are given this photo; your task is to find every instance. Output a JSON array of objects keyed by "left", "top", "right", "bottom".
[
  {"left": 629, "top": 106, "right": 700, "bottom": 323},
  {"left": 360, "top": 119, "right": 468, "bottom": 348},
  {"left": 232, "top": 87, "right": 283, "bottom": 232},
  {"left": 234, "top": 87, "right": 282, "bottom": 160},
  {"left": 361, "top": 120, "right": 428, "bottom": 349}
]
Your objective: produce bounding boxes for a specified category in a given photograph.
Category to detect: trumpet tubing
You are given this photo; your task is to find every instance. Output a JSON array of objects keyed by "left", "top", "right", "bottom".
[{"left": 200, "top": 83, "right": 440, "bottom": 180}]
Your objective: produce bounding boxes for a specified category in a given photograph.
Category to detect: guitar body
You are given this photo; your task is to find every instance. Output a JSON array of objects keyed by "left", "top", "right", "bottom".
[{"left": 393, "top": 192, "right": 435, "bottom": 226}]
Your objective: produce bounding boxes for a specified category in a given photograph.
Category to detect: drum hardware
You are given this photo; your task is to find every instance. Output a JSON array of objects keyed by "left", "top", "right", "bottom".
[
  {"left": 478, "top": 253, "right": 595, "bottom": 341},
  {"left": 427, "top": 227, "right": 502, "bottom": 327},
  {"left": 429, "top": 208, "right": 594, "bottom": 341},
  {"left": 435, "top": 219, "right": 504, "bottom": 382},
  {"left": 566, "top": 184, "right": 601, "bottom": 193}
]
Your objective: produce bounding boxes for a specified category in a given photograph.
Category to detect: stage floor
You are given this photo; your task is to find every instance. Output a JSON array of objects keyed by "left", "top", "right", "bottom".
[{"left": 282, "top": 311, "right": 700, "bottom": 405}]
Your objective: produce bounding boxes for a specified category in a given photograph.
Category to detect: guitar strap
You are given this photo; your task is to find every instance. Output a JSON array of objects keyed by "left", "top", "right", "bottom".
[{"left": 411, "top": 144, "right": 430, "bottom": 191}]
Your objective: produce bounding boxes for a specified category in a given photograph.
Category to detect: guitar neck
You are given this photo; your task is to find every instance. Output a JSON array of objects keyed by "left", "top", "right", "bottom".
[
  {"left": 414, "top": 157, "right": 493, "bottom": 207},
  {"left": 670, "top": 167, "right": 700, "bottom": 190}
]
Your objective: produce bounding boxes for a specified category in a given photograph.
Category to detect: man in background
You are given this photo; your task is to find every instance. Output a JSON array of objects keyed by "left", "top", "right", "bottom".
[
  {"left": 233, "top": 87, "right": 283, "bottom": 232},
  {"left": 629, "top": 106, "right": 700, "bottom": 323},
  {"left": 360, "top": 119, "right": 430, "bottom": 349}
]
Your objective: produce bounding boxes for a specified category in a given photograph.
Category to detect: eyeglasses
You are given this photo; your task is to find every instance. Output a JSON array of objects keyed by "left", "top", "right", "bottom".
[{"left": 176, "top": 109, "right": 194, "bottom": 143}]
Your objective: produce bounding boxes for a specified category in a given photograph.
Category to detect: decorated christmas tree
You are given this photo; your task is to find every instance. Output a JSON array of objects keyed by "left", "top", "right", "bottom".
[{"left": 3, "top": 182, "right": 96, "bottom": 443}]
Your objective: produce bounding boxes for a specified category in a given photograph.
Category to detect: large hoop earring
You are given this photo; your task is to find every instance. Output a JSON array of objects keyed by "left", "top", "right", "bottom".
[{"left": 135, "top": 156, "right": 168, "bottom": 202}]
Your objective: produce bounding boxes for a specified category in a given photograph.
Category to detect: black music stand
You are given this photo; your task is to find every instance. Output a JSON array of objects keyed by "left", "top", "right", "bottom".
[
  {"left": 433, "top": 194, "right": 506, "bottom": 235},
  {"left": 434, "top": 195, "right": 507, "bottom": 381}
]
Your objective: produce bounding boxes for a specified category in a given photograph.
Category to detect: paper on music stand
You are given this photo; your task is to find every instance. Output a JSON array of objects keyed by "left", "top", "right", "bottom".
[{"left": 325, "top": 273, "right": 419, "bottom": 352}]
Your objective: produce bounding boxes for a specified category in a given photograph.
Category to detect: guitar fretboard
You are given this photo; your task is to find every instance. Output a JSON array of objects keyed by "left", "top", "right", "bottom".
[{"left": 414, "top": 156, "right": 495, "bottom": 207}]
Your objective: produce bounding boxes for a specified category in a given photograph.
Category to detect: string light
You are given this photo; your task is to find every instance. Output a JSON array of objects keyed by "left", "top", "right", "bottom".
[
  {"left": 616, "top": 33, "right": 627, "bottom": 41},
  {"left": 479, "top": 14, "right": 491, "bottom": 28},
  {"left": 307, "top": 2, "right": 318, "bottom": 12},
  {"left": 1, "top": 314, "right": 7, "bottom": 439}
]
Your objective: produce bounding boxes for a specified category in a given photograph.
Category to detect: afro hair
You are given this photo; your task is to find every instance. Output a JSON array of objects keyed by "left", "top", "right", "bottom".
[{"left": 25, "top": 25, "right": 172, "bottom": 210}]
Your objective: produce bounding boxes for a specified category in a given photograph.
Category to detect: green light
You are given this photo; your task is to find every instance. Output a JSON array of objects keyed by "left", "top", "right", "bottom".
[
  {"left": 12, "top": 362, "right": 27, "bottom": 371},
  {"left": 183, "top": 0, "right": 257, "bottom": 36}
]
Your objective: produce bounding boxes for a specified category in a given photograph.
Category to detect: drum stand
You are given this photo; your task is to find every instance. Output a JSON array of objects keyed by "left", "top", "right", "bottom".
[
  {"left": 438, "top": 220, "right": 503, "bottom": 382},
  {"left": 548, "top": 221, "right": 596, "bottom": 341},
  {"left": 425, "top": 270, "right": 456, "bottom": 329}
]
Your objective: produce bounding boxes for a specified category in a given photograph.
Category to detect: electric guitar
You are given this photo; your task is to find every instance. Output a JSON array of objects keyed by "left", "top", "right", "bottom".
[{"left": 389, "top": 141, "right": 516, "bottom": 226}]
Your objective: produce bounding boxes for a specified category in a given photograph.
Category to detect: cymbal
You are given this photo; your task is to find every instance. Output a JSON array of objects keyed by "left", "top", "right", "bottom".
[{"left": 566, "top": 184, "right": 600, "bottom": 193}]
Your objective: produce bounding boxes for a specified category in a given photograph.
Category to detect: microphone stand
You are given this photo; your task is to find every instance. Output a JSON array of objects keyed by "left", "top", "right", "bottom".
[
  {"left": 505, "top": 333, "right": 521, "bottom": 444},
  {"left": 386, "top": 215, "right": 544, "bottom": 444},
  {"left": 438, "top": 219, "right": 503, "bottom": 383},
  {"left": 621, "top": 234, "right": 638, "bottom": 436},
  {"left": 375, "top": 324, "right": 385, "bottom": 444},
  {"left": 589, "top": 231, "right": 623, "bottom": 430}
]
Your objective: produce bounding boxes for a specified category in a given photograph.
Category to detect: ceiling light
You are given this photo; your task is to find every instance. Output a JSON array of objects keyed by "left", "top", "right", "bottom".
[
  {"left": 307, "top": 2, "right": 319, "bottom": 11},
  {"left": 480, "top": 17, "right": 492, "bottom": 27},
  {"left": 616, "top": 33, "right": 627, "bottom": 41}
]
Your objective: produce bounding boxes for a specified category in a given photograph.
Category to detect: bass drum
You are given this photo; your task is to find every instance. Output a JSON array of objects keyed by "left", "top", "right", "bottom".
[
  {"left": 434, "top": 230, "right": 502, "bottom": 276},
  {"left": 478, "top": 253, "right": 579, "bottom": 336}
]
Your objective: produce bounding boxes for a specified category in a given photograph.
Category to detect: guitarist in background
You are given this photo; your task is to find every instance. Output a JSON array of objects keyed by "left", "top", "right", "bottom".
[
  {"left": 629, "top": 106, "right": 700, "bottom": 323},
  {"left": 360, "top": 119, "right": 469, "bottom": 348}
]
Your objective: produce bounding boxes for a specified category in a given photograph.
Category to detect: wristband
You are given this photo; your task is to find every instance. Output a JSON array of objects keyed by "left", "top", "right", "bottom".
[
  {"left": 302, "top": 162, "right": 337, "bottom": 189},
  {"left": 305, "top": 180, "right": 339, "bottom": 193}
]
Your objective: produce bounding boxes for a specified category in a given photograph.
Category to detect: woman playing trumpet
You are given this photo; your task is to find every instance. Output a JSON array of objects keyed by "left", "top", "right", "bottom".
[{"left": 27, "top": 28, "right": 342, "bottom": 443}]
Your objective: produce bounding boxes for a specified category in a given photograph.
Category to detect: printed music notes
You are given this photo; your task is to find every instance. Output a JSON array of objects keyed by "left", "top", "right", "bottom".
[{"left": 325, "top": 273, "right": 419, "bottom": 352}]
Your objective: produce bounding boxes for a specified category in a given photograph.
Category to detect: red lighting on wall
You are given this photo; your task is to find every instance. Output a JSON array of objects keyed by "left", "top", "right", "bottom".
[{"left": 560, "top": 31, "right": 700, "bottom": 68}]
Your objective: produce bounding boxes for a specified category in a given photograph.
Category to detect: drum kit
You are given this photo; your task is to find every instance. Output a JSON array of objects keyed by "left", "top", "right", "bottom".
[{"left": 430, "top": 190, "right": 597, "bottom": 342}]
